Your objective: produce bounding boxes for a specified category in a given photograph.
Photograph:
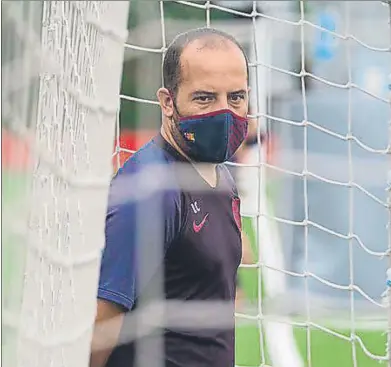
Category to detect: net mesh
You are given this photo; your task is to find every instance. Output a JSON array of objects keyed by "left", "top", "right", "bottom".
[
  {"left": 2, "top": 1, "right": 129, "bottom": 366},
  {"left": 115, "top": 1, "right": 391, "bottom": 367},
  {"left": 2, "top": 1, "right": 391, "bottom": 367}
]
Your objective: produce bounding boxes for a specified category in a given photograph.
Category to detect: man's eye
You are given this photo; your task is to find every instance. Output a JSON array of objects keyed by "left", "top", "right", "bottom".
[
  {"left": 195, "top": 96, "right": 213, "bottom": 102},
  {"left": 230, "top": 94, "right": 245, "bottom": 102}
]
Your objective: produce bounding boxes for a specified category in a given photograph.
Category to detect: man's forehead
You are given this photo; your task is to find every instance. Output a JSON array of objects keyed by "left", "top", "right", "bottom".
[
  {"left": 186, "top": 36, "right": 233, "bottom": 51},
  {"left": 180, "top": 39, "right": 247, "bottom": 81}
]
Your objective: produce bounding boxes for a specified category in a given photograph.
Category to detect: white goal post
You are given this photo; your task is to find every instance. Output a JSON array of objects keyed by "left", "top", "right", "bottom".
[{"left": 2, "top": 2, "right": 130, "bottom": 367}]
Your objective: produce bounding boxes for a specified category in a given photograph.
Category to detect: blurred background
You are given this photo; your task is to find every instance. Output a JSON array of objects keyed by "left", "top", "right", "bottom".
[
  {"left": 117, "top": 2, "right": 390, "bottom": 364},
  {"left": 2, "top": 1, "right": 390, "bottom": 367}
]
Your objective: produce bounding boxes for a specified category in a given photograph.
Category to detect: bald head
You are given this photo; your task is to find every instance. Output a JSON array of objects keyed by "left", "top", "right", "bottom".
[{"left": 163, "top": 27, "right": 249, "bottom": 99}]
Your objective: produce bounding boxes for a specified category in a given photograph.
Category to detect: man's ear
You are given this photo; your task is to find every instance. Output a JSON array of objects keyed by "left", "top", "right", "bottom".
[{"left": 157, "top": 88, "right": 174, "bottom": 118}]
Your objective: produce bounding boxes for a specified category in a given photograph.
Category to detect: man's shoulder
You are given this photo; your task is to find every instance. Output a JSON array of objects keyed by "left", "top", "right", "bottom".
[
  {"left": 122, "top": 138, "right": 175, "bottom": 172},
  {"left": 114, "top": 137, "right": 180, "bottom": 182},
  {"left": 109, "top": 137, "right": 181, "bottom": 208}
]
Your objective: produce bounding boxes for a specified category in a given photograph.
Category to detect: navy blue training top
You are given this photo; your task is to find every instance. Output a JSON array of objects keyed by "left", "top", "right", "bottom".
[{"left": 98, "top": 135, "right": 242, "bottom": 367}]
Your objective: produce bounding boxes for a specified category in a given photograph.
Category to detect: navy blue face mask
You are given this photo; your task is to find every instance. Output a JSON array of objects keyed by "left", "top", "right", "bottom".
[{"left": 175, "top": 109, "right": 249, "bottom": 163}]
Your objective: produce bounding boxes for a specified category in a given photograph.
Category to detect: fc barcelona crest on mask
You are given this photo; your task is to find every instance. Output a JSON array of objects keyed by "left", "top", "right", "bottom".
[
  {"left": 232, "top": 197, "right": 241, "bottom": 231},
  {"left": 184, "top": 132, "right": 195, "bottom": 142}
]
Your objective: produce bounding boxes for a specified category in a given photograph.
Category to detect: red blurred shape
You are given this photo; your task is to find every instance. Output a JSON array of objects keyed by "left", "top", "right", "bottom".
[
  {"left": 112, "top": 129, "right": 157, "bottom": 171},
  {"left": 2, "top": 129, "right": 31, "bottom": 171}
]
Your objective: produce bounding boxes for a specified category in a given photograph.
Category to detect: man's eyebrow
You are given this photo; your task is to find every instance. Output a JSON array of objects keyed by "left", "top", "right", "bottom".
[
  {"left": 191, "top": 90, "right": 217, "bottom": 97},
  {"left": 228, "top": 89, "right": 247, "bottom": 95}
]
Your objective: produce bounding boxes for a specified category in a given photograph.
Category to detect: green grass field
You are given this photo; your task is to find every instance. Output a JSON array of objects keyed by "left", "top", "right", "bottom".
[
  {"left": 235, "top": 218, "right": 386, "bottom": 367},
  {"left": 3, "top": 171, "right": 386, "bottom": 367},
  {"left": 3, "top": 171, "right": 30, "bottom": 367}
]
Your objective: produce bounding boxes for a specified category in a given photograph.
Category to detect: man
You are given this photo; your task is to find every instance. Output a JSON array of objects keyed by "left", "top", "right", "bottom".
[{"left": 90, "top": 27, "right": 250, "bottom": 367}]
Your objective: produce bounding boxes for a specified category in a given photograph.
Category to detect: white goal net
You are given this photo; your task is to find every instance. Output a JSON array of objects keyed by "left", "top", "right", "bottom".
[
  {"left": 2, "top": 1, "right": 129, "bottom": 367},
  {"left": 2, "top": 1, "right": 391, "bottom": 367}
]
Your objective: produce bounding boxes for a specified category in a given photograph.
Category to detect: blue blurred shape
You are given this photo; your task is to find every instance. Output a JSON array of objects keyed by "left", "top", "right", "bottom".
[{"left": 315, "top": 11, "right": 337, "bottom": 61}]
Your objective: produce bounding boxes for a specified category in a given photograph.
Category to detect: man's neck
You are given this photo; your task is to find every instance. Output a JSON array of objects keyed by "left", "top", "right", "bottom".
[
  {"left": 161, "top": 127, "right": 218, "bottom": 188},
  {"left": 192, "top": 162, "right": 218, "bottom": 188}
]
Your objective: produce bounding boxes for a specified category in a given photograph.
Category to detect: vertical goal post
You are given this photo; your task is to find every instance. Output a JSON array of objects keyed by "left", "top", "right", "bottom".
[{"left": 2, "top": 2, "right": 130, "bottom": 367}]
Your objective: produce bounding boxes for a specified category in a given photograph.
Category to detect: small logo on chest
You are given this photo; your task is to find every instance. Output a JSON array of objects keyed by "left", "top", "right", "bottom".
[
  {"left": 193, "top": 213, "right": 209, "bottom": 233},
  {"left": 190, "top": 201, "right": 201, "bottom": 214},
  {"left": 190, "top": 201, "right": 209, "bottom": 233},
  {"left": 232, "top": 197, "right": 241, "bottom": 230}
]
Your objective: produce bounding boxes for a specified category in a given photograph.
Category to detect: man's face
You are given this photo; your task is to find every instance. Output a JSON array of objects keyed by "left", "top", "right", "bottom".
[
  {"left": 176, "top": 39, "right": 249, "bottom": 118},
  {"left": 160, "top": 38, "right": 249, "bottom": 120}
]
